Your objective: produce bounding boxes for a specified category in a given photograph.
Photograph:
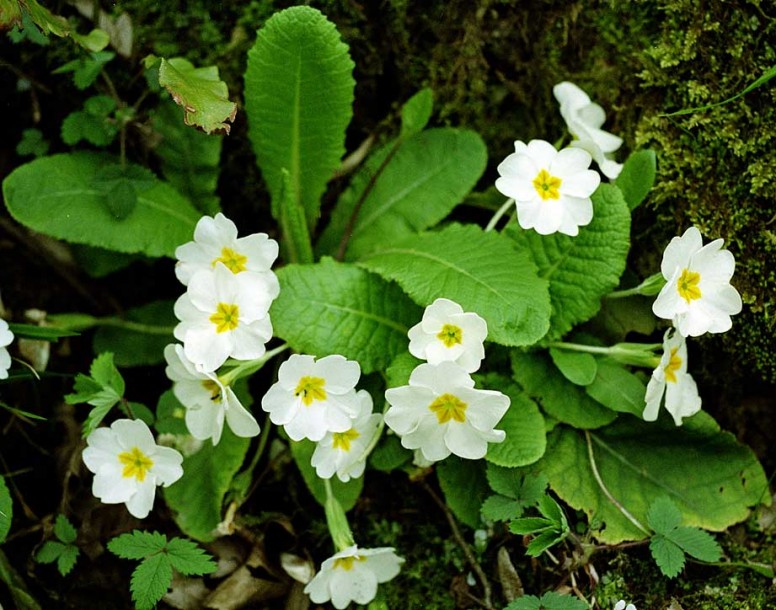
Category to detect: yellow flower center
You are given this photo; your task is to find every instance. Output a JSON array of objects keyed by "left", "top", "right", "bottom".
[
  {"left": 664, "top": 347, "right": 682, "bottom": 384},
  {"left": 294, "top": 376, "right": 327, "bottom": 406},
  {"left": 332, "top": 428, "right": 360, "bottom": 452},
  {"left": 333, "top": 556, "right": 366, "bottom": 571},
  {"left": 429, "top": 393, "right": 467, "bottom": 424},
  {"left": 118, "top": 447, "right": 154, "bottom": 482},
  {"left": 677, "top": 269, "right": 702, "bottom": 303},
  {"left": 209, "top": 303, "right": 240, "bottom": 333},
  {"left": 532, "top": 169, "right": 562, "bottom": 200},
  {"left": 201, "top": 379, "right": 223, "bottom": 403},
  {"left": 213, "top": 247, "right": 248, "bottom": 274},
  {"left": 437, "top": 323, "right": 463, "bottom": 348}
]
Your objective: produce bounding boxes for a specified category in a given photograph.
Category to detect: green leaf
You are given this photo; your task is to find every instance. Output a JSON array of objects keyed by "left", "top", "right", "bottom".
[
  {"left": 6, "top": 323, "right": 78, "bottom": 341},
  {"left": 277, "top": 168, "right": 314, "bottom": 264},
  {"left": 369, "top": 434, "right": 411, "bottom": 472},
  {"left": 3, "top": 152, "right": 201, "bottom": 257},
  {"left": 11, "top": 0, "right": 109, "bottom": 52},
  {"left": 90, "top": 352, "right": 125, "bottom": 395},
  {"left": 61, "top": 95, "right": 118, "bottom": 146},
  {"left": 400, "top": 88, "right": 434, "bottom": 138},
  {"left": 131, "top": 553, "right": 173, "bottom": 610},
  {"left": 164, "top": 427, "right": 251, "bottom": 542},
  {"left": 647, "top": 496, "right": 683, "bottom": 535},
  {"left": 93, "top": 301, "right": 176, "bottom": 367},
  {"left": 505, "top": 592, "right": 589, "bottom": 610},
  {"left": 165, "top": 538, "right": 218, "bottom": 575},
  {"left": 615, "top": 150, "right": 656, "bottom": 210},
  {"left": 481, "top": 495, "right": 522, "bottom": 522},
  {"left": 34, "top": 541, "right": 65, "bottom": 564},
  {"left": 478, "top": 374, "right": 546, "bottom": 468},
  {"left": 667, "top": 527, "right": 722, "bottom": 562},
  {"left": 290, "top": 439, "right": 363, "bottom": 511},
  {"left": 16, "top": 128, "right": 49, "bottom": 157},
  {"left": 486, "top": 463, "right": 548, "bottom": 504},
  {"left": 108, "top": 531, "right": 167, "bottom": 560},
  {"left": 56, "top": 546, "right": 79, "bottom": 576},
  {"left": 151, "top": 100, "right": 222, "bottom": 215},
  {"left": 154, "top": 390, "right": 189, "bottom": 436},
  {"left": 0, "top": 547, "right": 43, "bottom": 610},
  {"left": 525, "top": 528, "right": 567, "bottom": 557},
  {"left": 360, "top": 224, "right": 551, "bottom": 347},
  {"left": 507, "top": 184, "right": 631, "bottom": 340},
  {"left": 271, "top": 259, "right": 421, "bottom": 374},
  {"left": 548, "top": 348, "right": 597, "bottom": 386},
  {"left": 584, "top": 360, "right": 646, "bottom": 417},
  {"left": 586, "top": 295, "right": 656, "bottom": 343},
  {"left": 509, "top": 517, "right": 553, "bottom": 535},
  {"left": 245, "top": 5, "right": 355, "bottom": 230},
  {"left": 65, "top": 353, "right": 125, "bottom": 437},
  {"left": 512, "top": 352, "right": 616, "bottom": 429},
  {"left": 53, "top": 514, "right": 77, "bottom": 544},
  {"left": 531, "top": 413, "right": 769, "bottom": 543},
  {"left": 650, "top": 535, "right": 685, "bottom": 578},
  {"left": 93, "top": 163, "right": 156, "bottom": 220},
  {"left": 53, "top": 51, "right": 114, "bottom": 90},
  {"left": 384, "top": 352, "right": 422, "bottom": 389},
  {"left": 436, "top": 457, "right": 490, "bottom": 528},
  {"left": 158, "top": 58, "right": 236, "bottom": 134},
  {"left": 317, "top": 129, "right": 487, "bottom": 260}
]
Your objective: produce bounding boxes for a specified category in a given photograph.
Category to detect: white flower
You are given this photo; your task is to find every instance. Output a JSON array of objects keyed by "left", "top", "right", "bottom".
[
  {"left": 0, "top": 319, "right": 13, "bottom": 380},
  {"left": 643, "top": 330, "right": 701, "bottom": 426},
  {"left": 652, "top": 226, "right": 742, "bottom": 337},
  {"left": 495, "top": 140, "right": 600, "bottom": 236},
  {"left": 384, "top": 362, "right": 509, "bottom": 462},
  {"left": 310, "top": 390, "right": 382, "bottom": 482},
  {"left": 408, "top": 298, "right": 487, "bottom": 373},
  {"left": 304, "top": 545, "right": 403, "bottom": 610},
  {"left": 261, "top": 354, "right": 361, "bottom": 442},
  {"left": 614, "top": 601, "right": 637, "bottom": 610},
  {"left": 175, "top": 213, "right": 279, "bottom": 287},
  {"left": 82, "top": 419, "right": 183, "bottom": 519},
  {"left": 164, "top": 344, "right": 260, "bottom": 445},
  {"left": 174, "top": 264, "right": 276, "bottom": 372},
  {"left": 553, "top": 81, "right": 623, "bottom": 179}
]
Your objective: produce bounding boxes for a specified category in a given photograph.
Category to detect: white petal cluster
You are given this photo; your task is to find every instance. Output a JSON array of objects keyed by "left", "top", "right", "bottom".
[
  {"left": 0, "top": 319, "right": 13, "bottom": 380},
  {"left": 82, "top": 419, "right": 183, "bottom": 519},
  {"left": 384, "top": 362, "right": 509, "bottom": 462},
  {"left": 311, "top": 390, "right": 382, "bottom": 482},
  {"left": 261, "top": 354, "right": 362, "bottom": 442},
  {"left": 643, "top": 330, "right": 701, "bottom": 426},
  {"left": 166, "top": 213, "right": 279, "bottom": 444},
  {"left": 614, "top": 601, "right": 637, "bottom": 610},
  {"left": 408, "top": 298, "right": 487, "bottom": 373},
  {"left": 553, "top": 81, "right": 623, "bottom": 179},
  {"left": 164, "top": 344, "right": 260, "bottom": 444},
  {"left": 304, "top": 545, "right": 404, "bottom": 610},
  {"left": 495, "top": 139, "right": 600, "bottom": 236},
  {"left": 653, "top": 226, "right": 742, "bottom": 337}
]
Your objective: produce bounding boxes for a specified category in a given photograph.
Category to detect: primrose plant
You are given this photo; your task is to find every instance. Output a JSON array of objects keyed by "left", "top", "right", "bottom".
[{"left": 0, "top": 4, "right": 768, "bottom": 609}]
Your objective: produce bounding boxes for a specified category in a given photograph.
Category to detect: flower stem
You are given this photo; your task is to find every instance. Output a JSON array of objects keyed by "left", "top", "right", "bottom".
[
  {"left": 324, "top": 478, "right": 356, "bottom": 551},
  {"left": 606, "top": 273, "right": 666, "bottom": 299},
  {"left": 219, "top": 343, "right": 289, "bottom": 385},
  {"left": 548, "top": 341, "right": 662, "bottom": 368},
  {"left": 484, "top": 198, "right": 514, "bottom": 232}
]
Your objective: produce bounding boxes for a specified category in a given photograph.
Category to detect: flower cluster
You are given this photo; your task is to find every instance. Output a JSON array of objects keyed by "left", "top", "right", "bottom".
[
  {"left": 168, "top": 213, "right": 280, "bottom": 444},
  {"left": 495, "top": 81, "right": 618, "bottom": 237},
  {"left": 645, "top": 227, "right": 742, "bottom": 425},
  {"left": 0, "top": 318, "right": 14, "bottom": 380},
  {"left": 385, "top": 298, "right": 509, "bottom": 462}
]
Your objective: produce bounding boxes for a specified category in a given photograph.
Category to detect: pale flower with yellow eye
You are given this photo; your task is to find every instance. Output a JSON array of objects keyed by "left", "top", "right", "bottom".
[
  {"left": 384, "top": 362, "right": 509, "bottom": 462},
  {"left": 82, "top": 419, "right": 183, "bottom": 519},
  {"left": 164, "top": 344, "right": 260, "bottom": 445},
  {"left": 0, "top": 318, "right": 14, "bottom": 380},
  {"left": 652, "top": 226, "right": 742, "bottom": 337},
  {"left": 175, "top": 212, "right": 279, "bottom": 287},
  {"left": 174, "top": 264, "right": 275, "bottom": 372},
  {"left": 643, "top": 330, "right": 701, "bottom": 426},
  {"left": 304, "top": 545, "right": 403, "bottom": 610},
  {"left": 408, "top": 298, "right": 487, "bottom": 373},
  {"left": 310, "top": 390, "right": 382, "bottom": 482},
  {"left": 495, "top": 139, "right": 600, "bottom": 236},
  {"left": 260, "top": 354, "right": 361, "bottom": 442}
]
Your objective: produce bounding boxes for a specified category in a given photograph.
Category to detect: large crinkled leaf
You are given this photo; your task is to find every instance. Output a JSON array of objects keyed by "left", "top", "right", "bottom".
[
  {"left": 270, "top": 258, "right": 421, "bottom": 374},
  {"left": 158, "top": 58, "right": 236, "bottom": 135},
  {"left": 507, "top": 184, "right": 631, "bottom": 341},
  {"left": 512, "top": 352, "right": 616, "bottom": 429},
  {"left": 151, "top": 100, "right": 222, "bottom": 215},
  {"left": 0, "top": 476, "right": 11, "bottom": 543},
  {"left": 245, "top": 5, "right": 355, "bottom": 230},
  {"left": 164, "top": 426, "right": 250, "bottom": 542},
  {"left": 317, "top": 128, "right": 487, "bottom": 259},
  {"left": 359, "top": 224, "right": 550, "bottom": 347},
  {"left": 2, "top": 153, "right": 200, "bottom": 258},
  {"left": 615, "top": 150, "right": 657, "bottom": 210},
  {"left": 531, "top": 413, "right": 769, "bottom": 543},
  {"left": 584, "top": 359, "right": 646, "bottom": 418}
]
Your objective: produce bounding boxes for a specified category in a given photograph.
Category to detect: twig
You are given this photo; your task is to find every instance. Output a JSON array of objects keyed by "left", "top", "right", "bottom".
[{"left": 421, "top": 480, "right": 494, "bottom": 609}]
